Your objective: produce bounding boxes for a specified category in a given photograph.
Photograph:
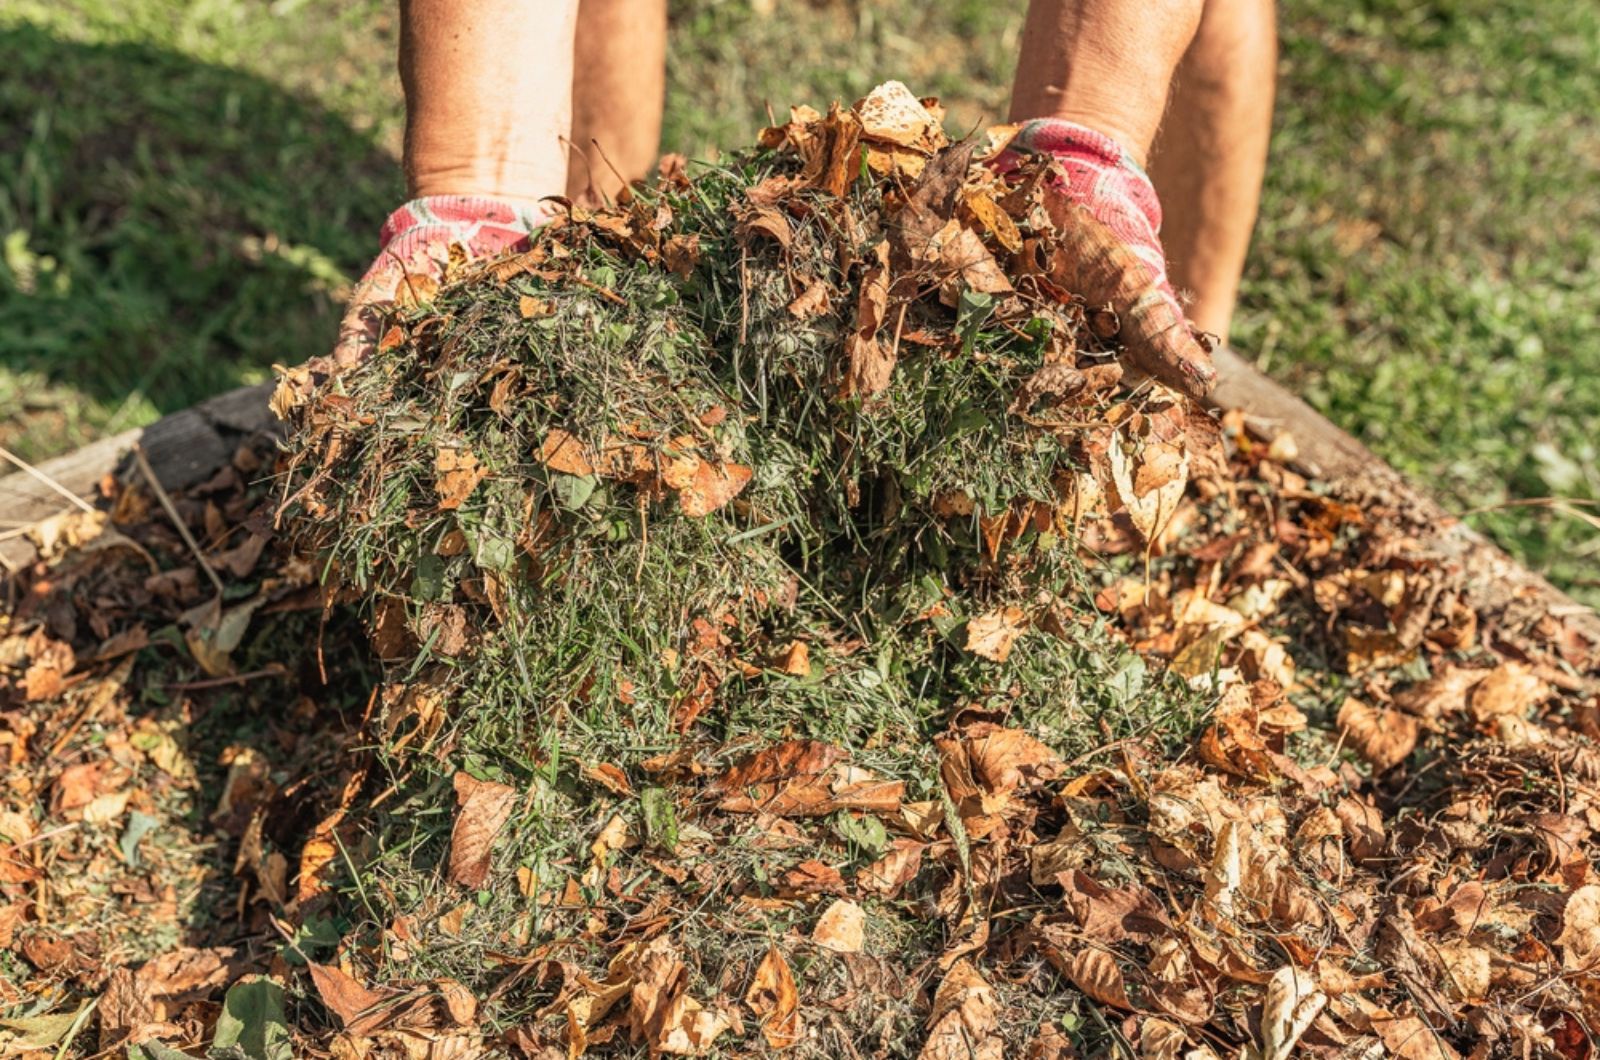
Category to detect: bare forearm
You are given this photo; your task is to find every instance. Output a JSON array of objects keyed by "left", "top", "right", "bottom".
[
  {"left": 1009, "top": 0, "right": 1204, "bottom": 163},
  {"left": 400, "top": 0, "right": 578, "bottom": 204}
]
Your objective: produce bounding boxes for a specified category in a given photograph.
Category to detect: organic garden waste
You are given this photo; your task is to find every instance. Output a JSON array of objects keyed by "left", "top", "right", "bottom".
[{"left": 1, "top": 84, "right": 1597, "bottom": 1060}]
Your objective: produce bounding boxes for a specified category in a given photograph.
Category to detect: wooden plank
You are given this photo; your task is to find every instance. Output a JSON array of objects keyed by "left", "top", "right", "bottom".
[
  {"left": 2, "top": 362, "right": 1596, "bottom": 673},
  {"left": 0, "top": 382, "right": 279, "bottom": 569}
]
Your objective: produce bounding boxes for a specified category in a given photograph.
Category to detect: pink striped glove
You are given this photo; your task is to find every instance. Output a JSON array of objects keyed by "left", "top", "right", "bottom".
[
  {"left": 997, "top": 120, "right": 1216, "bottom": 400},
  {"left": 331, "top": 195, "right": 553, "bottom": 369}
]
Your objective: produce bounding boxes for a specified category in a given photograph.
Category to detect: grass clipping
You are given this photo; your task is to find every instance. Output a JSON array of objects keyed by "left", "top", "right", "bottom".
[{"left": 275, "top": 83, "right": 1219, "bottom": 1056}]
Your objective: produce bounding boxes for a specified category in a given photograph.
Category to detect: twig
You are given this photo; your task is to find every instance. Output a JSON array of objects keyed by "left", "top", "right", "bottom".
[
  {"left": 164, "top": 664, "right": 290, "bottom": 691},
  {"left": 132, "top": 443, "right": 225, "bottom": 598},
  {"left": 0, "top": 443, "right": 97, "bottom": 514}
]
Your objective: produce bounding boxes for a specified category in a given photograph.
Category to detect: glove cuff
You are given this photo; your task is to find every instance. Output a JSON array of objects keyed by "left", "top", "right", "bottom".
[
  {"left": 1002, "top": 119, "right": 1163, "bottom": 237},
  {"left": 378, "top": 194, "right": 554, "bottom": 257}
]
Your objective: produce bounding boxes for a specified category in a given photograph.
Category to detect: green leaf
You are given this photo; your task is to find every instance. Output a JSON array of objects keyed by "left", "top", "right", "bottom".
[
  {"left": 640, "top": 787, "right": 678, "bottom": 853},
  {"left": 410, "top": 550, "right": 450, "bottom": 602},
  {"left": 551, "top": 473, "right": 598, "bottom": 512},
  {"left": 130, "top": 1040, "right": 195, "bottom": 1060},
  {"left": 208, "top": 978, "right": 292, "bottom": 1060},
  {"left": 119, "top": 810, "right": 160, "bottom": 868},
  {"left": 279, "top": 916, "right": 341, "bottom": 967},
  {"left": 832, "top": 811, "right": 888, "bottom": 855}
]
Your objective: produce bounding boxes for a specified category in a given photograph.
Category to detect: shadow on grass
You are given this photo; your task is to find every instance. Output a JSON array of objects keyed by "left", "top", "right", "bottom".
[{"left": 0, "top": 23, "right": 401, "bottom": 456}]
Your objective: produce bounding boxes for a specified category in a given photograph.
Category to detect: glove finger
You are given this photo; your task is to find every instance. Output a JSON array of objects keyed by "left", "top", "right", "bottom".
[{"left": 1047, "top": 204, "right": 1217, "bottom": 401}]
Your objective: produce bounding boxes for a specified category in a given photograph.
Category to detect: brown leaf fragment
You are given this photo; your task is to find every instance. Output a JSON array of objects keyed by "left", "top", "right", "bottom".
[
  {"left": 919, "top": 959, "right": 1004, "bottom": 1060},
  {"left": 1370, "top": 1012, "right": 1462, "bottom": 1060},
  {"left": 787, "top": 278, "right": 832, "bottom": 319},
  {"left": 841, "top": 240, "right": 894, "bottom": 399},
  {"left": 745, "top": 944, "right": 802, "bottom": 1049},
  {"left": 309, "top": 962, "right": 398, "bottom": 1036},
  {"left": 1336, "top": 697, "right": 1418, "bottom": 772},
  {"left": 435, "top": 447, "right": 488, "bottom": 510},
  {"left": 812, "top": 898, "right": 866, "bottom": 954},
  {"left": 448, "top": 772, "right": 518, "bottom": 888},
  {"left": 628, "top": 936, "right": 734, "bottom": 1055},
  {"left": 857, "top": 839, "right": 924, "bottom": 898},
  {"left": 965, "top": 606, "right": 1029, "bottom": 663},
  {"left": 537, "top": 429, "right": 595, "bottom": 476},
  {"left": 98, "top": 947, "right": 236, "bottom": 1047},
  {"left": 1393, "top": 665, "right": 1486, "bottom": 720},
  {"left": 518, "top": 295, "right": 554, "bottom": 319},
  {"left": 854, "top": 81, "right": 946, "bottom": 152},
  {"left": 675, "top": 459, "right": 753, "bottom": 518},
  {"left": 780, "top": 860, "right": 848, "bottom": 897},
  {"left": 663, "top": 234, "right": 701, "bottom": 278}
]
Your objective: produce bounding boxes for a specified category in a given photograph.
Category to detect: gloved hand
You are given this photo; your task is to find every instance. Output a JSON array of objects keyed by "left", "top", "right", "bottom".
[
  {"left": 330, "top": 194, "right": 553, "bottom": 370},
  {"left": 997, "top": 119, "right": 1216, "bottom": 401}
]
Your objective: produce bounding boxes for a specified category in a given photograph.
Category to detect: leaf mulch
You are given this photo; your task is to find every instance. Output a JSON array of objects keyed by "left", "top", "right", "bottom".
[{"left": 2, "top": 83, "right": 1598, "bottom": 1060}]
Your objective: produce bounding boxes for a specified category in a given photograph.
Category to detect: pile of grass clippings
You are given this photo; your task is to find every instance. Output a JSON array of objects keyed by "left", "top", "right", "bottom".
[{"left": 3, "top": 81, "right": 1599, "bottom": 1060}]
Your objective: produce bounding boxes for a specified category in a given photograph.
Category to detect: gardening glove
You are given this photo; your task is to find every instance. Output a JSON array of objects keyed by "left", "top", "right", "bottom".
[
  {"left": 331, "top": 194, "right": 553, "bottom": 369},
  {"left": 997, "top": 119, "right": 1217, "bottom": 401}
]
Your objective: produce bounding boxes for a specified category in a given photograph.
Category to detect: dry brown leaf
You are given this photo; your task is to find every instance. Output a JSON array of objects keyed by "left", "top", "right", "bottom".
[
  {"left": 857, "top": 839, "right": 924, "bottom": 898},
  {"left": 309, "top": 962, "right": 396, "bottom": 1036},
  {"left": 919, "top": 959, "right": 1003, "bottom": 1060},
  {"left": 745, "top": 944, "right": 802, "bottom": 1049},
  {"left": 538, "top": 429, "right": 594, "bottom": 476},
  {"left": 965, "top": 726, "right": 1063, "bottom": 794},
  {"left": 675, "top": 459, "right": 753, "bottom": 518},
  {"left": 854, "top": 80, "right": 945, "bottom": 151},
  {"left": 1066, "top": 948, "right": 1137, "bottom": 1010},
  {"left": 1468, "top": 661, "right": 1550, "bottom": 722},
  {"left": 1559, "top": 884, "right": 1600, "bottom": 970},
  {"left": 447, "top": 772, "right": 518, "bottom": 888},
  {"left": 582, "top": 762, "right": 635, "bottom": 796},
  {"left": 1107, "top": 428, "right": 1189, "bottom": 541},
  {"left": 842, "top": 241, "right": 894, "bottom": 399},
  {"left": 98, "top": 947, "right": 235, "bottom": 1047},
  {"left": 776, "top": 640, "right": 811, "bottom": 676},
  {"left": 965, "top": 607, "right": 1028, "bottom": 663},
  {"left": 1370, "top": 1012, "right": 1462, "bottom": 1060},
  {"left": 1336, "top": 697, "right": 1418, "bottom": 772},
  {"left": 1058, "top": 870, "right": 1170, "bottom": 944},
  {"left": 628, "top": 936, "right": 734, "bottom": 1055},
  {"left": 812, "top": 898, "right": 866, "bottom": 954},
  {"left": 434, "top": 447, "right": 488, "bottom": 511},
  {"left": 787, "top": 279, "right": 831, "bottom": 319},
  {"left": 1249, "top": 965, "right": 1324, "bottom": 1060}
]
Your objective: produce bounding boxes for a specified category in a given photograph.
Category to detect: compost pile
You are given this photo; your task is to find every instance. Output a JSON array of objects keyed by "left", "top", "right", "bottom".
[{"left": 2, "top": 82, "right": 1599, "bottom": 1060}]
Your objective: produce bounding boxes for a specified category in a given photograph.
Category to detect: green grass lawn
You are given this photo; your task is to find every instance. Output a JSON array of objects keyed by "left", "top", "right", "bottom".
[{"left": 1, "top": 0, "right": 1595, "bottom": 603}]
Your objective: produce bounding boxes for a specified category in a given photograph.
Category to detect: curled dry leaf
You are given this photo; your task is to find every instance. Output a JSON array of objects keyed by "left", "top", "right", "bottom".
[
  {"left": 919, "top": 959, "right": 1004, "bottom": 1060},
  {"left": 1558, "top": 884, "right": 1600, "bottom": 971},
  {"left": 1247, "top": 965, "right": 1325, "bottom": 1060},
  {"left": 1467, "top": 662, "right": 1550, "bottom": 723},
  {"left": 965, "top": 606, "right": 1029, "bottom": 663},
  {"left": 447, "top": 772, "right": 518, "bottom": 889},
  {"left": 1107, "top": 427, "right": 1189, "bottom": 541},
  {"left": 1337, "top": 697, "right": 1419, "bottom": 772},
  {"left": 745, "top": 944, "right": 802, "bottom": 1049}
]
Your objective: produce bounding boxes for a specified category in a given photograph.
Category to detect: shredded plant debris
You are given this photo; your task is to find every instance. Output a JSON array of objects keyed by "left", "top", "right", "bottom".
[{"left": 2, "top": 82, "right": 1598, "bottom": 1060}]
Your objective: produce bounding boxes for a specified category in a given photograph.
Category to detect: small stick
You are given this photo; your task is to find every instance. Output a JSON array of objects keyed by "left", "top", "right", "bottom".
[
  {"left": 0, "top": 443, "right": 97, "bottom": 514},
  {"left": 164, "top": 664, "right": 289, "bottom": 692},
  {"left": 132, "top": 443, "right": 225, "bottom": 598}
]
